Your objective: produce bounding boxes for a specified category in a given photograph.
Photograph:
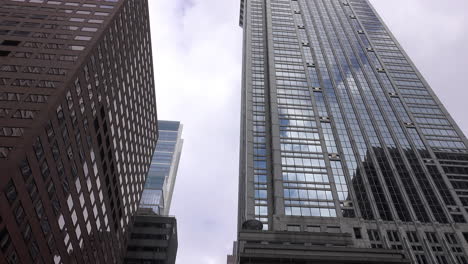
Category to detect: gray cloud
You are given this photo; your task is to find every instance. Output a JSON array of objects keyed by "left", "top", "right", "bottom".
[{"left": 148, "top": 0, "right": 468, "bottom": 263}]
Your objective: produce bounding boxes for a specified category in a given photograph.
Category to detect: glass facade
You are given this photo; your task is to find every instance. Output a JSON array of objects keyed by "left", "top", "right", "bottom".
[
  {"left": 237, "top": 0, "right": 468, "bottom": 263},
  {"left": 139, "top": 120, "right": 183, "bottom": 216}
]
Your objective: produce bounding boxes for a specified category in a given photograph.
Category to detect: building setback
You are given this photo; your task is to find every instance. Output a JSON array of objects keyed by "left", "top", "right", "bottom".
[
  {"left": 235, "top": 0, "right": 468, "bottom": 263},
  {"left": 0, "top": 0, "right": 157, "bottom": 263},
  {"left": 125, "top": 214, "right": 178, "bottom": 264}
]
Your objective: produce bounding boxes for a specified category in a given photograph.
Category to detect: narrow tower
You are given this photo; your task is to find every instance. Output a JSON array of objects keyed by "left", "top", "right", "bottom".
[
  {"left": 139, "top": 120, "right": 184, "bottom": 216},
  {"left": 125, "top": 120, "right": 183, "bottom": 263}
]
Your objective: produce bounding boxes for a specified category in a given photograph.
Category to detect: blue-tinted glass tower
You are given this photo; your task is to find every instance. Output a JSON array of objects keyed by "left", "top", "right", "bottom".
[
  {"left": 139, "top": 120, "right": 183, "bottom": 216},
  {"left": 125, "top": 121, "right": 183, "bottom": 263},
  {"left": 234, "top": 0, "right": 468, "bottom": 263}
]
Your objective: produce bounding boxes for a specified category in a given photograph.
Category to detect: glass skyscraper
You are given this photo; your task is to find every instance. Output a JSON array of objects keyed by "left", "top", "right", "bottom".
[
  {"left": 234, "top": 0, "right": 468, "bottom": 263},
  {"left": 139, "top": 120, "right": 183, "bottom": 216},
  {"left": 125, "top": 121, "right": 182, "bottom": 263}
]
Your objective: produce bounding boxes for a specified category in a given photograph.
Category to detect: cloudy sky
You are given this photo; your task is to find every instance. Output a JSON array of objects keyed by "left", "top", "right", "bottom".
[{"left": 147, "top": 0, "right": 468, "bottom": 263}]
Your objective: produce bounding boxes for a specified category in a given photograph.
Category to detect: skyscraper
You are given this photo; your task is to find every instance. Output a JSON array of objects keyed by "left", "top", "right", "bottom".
[
  {"left": 139, "top": 120, "right": 184, "bottom": 216},
  {"left": 0, "top": 0, "right": 157, "bottom": 263},
  {"left": 125, "top": 120, "right": 183, "bottom": 264},
  {"left": 235, "top": 0, "right": 468, "bottom": 263}
]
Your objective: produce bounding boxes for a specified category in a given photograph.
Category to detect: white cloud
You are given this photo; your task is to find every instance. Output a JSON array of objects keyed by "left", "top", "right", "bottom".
[
  {"left": 148, "top": 0, "right": 468, "bottom": 263},
  {"left": 148, "top": 0, "right": 242, "bottom": 263}
]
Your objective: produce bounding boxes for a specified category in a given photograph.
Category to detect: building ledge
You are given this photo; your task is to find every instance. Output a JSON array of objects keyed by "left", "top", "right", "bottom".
[
  {"left": 239, "top": 244, "right": 409, "bottom": 264},
  {"left": 237, "top": 231, "right": 410, "bottom": 264}
]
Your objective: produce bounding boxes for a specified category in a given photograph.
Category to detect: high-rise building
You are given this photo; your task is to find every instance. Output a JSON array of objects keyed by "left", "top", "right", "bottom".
[
  {"left": 139, "top": 120, "right": 183, "bottom": 216},
  {"left": 235, "top": 0, "right": 468, "bottom": 263},
  {"left": 124, "top": 120, "right": 183, "bottom": 264},
  {"left": 0, "top": 0, "right": 157, "bottom": 263}
]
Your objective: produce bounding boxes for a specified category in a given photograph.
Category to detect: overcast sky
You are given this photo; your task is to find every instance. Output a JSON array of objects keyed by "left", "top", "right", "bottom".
[{"left": 147, "top": 0, "right": 468, "bottom": 263}]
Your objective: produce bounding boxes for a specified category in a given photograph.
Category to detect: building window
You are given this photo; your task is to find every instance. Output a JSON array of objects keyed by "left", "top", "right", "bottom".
[
  {"left": 4, "top": 180, "right": 17, "bottom": 204},
  {"left": 0, "top": 228, "right": 11, "bottom": 253},
  {"left": 353, "top": 228, "right": 362, "bottom": 239},
  {"left": 0, "top": 50, "right": 11, "bottom": 56},
  {"left": 1, "top": 40, "right": 21, "bottom": 46}
]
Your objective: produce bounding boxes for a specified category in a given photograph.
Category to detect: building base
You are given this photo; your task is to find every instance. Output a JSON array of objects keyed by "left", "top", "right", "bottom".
[{"left": 235, "top": 231, "right": 410, "bottom": 264}]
